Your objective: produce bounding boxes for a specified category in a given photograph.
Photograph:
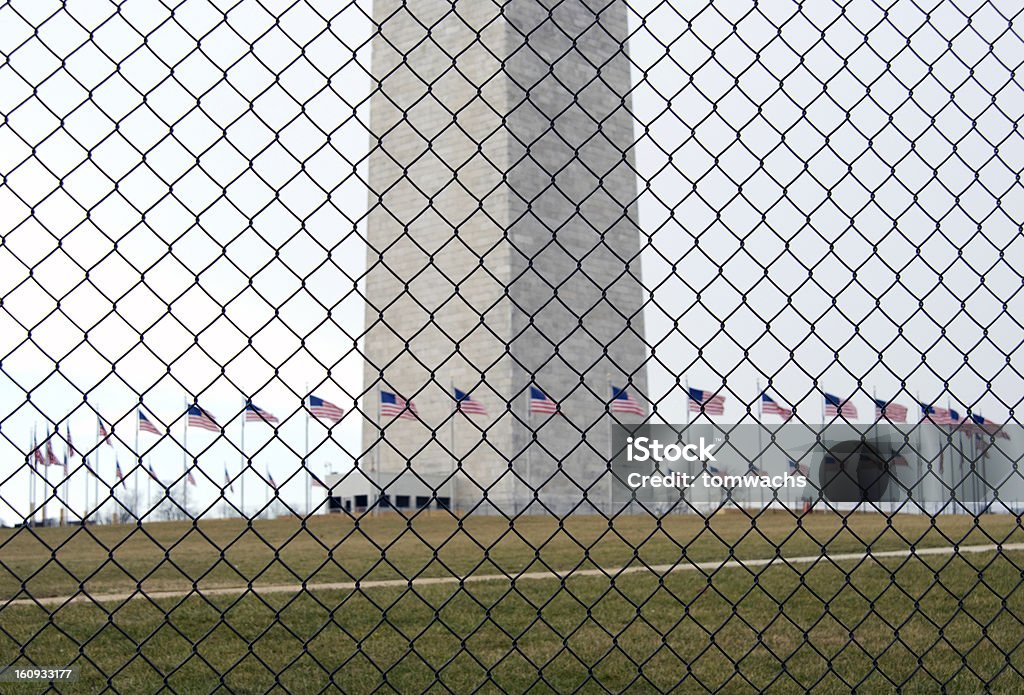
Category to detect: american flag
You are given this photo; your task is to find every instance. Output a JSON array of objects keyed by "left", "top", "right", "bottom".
[
  {"left": 824, "top": 393, "right": 858, "bottom": 419},
  {"left": 787, "top": 458, "right": 810, "bottom": 476},
  {"left": 246, "top": 401, "right": 280, "bottom": 425},
  {"left": 970, "top": 414, "right": 1011, "bottom": 440},
  {"left": 115, "top": 460, "right": 125, "bottom": 486},
  {"left": 529, "top": 387, "right": 559, "bottom": 415},
  {"left": 65, "top": 423, "right": 80, "bottom": 457},
  {"left": 307, "top": 395, "right": 345, "bottom": 423},
  {"left": 311, "top": 474, "right": 327, "bottom": 489},
  {"left": 380, "top": 391, "right": 417, "bottom": 420},
  {"left": 224, "top": 464, "right": 234, "bottom": 493},
  {"left": 454, "top": 388, "right": 488, "bottom": 416},
  {"left": 187, "top": 470, "right": 197, "bottom": 487},
  {"left": 187, "top": 405, "right": 220, "bottom": 432},
  {"left": 610, "top": 386, "right": 645, "bottom": 416},
  {"left": 62, "top": 425, "right": 73, "bottom": 475},
  {"left": 32, "top": 439, "right": 45, "bottom": 470},
  {"left": 873, "top": 398, "right": 908, "bottom": 423},
  {"left": 760, "top": 393, "right": 793, "bottom": 420},
  {"left": 45, "top": 438, "right": 60, "bottom": 467},
  {"left": 138, "top": 411, "right": 160, "bottom": 435},
  {"left": 920, "top": 403, "right": 956, "bottom": 425},
  {"left": 688, "top": 387, "right": 725, "bottom": 416},
  {"left": 98, "top": 419, "right": 113, "bottom": 447},
  {"left": 267, "top": 468, "right": 278, "bottom": 491},
  {"left": 147, "top": 463, "right": 161, "bottom": 482}
]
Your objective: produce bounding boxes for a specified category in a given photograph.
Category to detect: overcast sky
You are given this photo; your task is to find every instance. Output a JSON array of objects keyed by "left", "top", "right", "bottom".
[{"left": 0, "top": 0, "right": 1021, "bottom": 523}]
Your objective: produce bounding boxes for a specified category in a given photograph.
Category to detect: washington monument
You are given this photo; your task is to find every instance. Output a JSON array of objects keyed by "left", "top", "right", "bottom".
[{"left": 362, "top": 0, "right": 648, "bottom": 513}]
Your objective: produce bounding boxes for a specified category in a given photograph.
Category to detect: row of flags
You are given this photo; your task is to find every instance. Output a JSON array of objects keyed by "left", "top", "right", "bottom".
[
  {"left": 29, "top": 385, "right": 1011, "bottom": 460},
  {"left": 687, "top": 388, "right": 1007, "bottom": 435},
  {"left": 379, "top": 386, "right": 645, "bottom": 418},
  {"left": 107, "top": 397, "right": 345, "bottom": 442}
]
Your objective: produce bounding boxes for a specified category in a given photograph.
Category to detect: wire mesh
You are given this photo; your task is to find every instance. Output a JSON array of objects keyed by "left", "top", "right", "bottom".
[{"left": 1, "top": 0, "right": 1023, "bottom": 691}]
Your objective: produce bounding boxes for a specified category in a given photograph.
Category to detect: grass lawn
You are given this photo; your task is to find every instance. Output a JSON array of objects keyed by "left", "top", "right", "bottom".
[{"left": 0, "top": 511, "right": 1021, "bottom": 692}]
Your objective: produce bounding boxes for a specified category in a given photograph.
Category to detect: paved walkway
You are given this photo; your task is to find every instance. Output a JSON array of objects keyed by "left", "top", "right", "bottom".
[{"left": 8, "top": 542, "right": 1023, "bottom": 608}]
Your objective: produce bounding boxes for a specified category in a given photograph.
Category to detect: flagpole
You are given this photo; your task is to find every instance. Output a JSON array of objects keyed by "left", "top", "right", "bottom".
[
  {"left": 183, "top": 398, "right": 189, "bottom": 520},
  {"left": 375, "top": 393, "right": 381, "bottom": 517},
  {"left": 147, "top": 445, "right": 152, "bottom": 520},
  {"left": 685, "top": 378, "right": 691, "bottom": 427},
  {"left": 606, "top": 377, "right": 613, "bottom": 516},
  {"left": 43, "top": 429, "right": 51, "bottom": 526},
  {"left": 30, "top": 425, "right": 36, "bottom": 527},
  {"left": 916, "top": 391, "right": 926, "bottom": 514},
  {"left": 450, "top": 378, "right": 457, "bottom": 517},
  {"left": 753, "top": 380, "right": 761, "bottom": 511},
  {"left": 134, "top": 412, "right": 140, "bottom": 522},
  {"left": 64, "top": 423, "right": 73, "bottom": 526},
  {"left": 112, "top": 457, "right": 118, "bottom": 522},
  {"left": 756, "top": 380, "right": 763, "bottom": 514},
  {"left": 305, "top": 384, "right": 311, "bottom": 518},
  {"left": 526, "top": 386, "right": 533, "bottom": 518},
  {"left": 61, "top": 423, "right": 69, "bottom": 527},
  {"left": 971, "top": 419, "right": 978, "bottom": 514},
  {"left": 266, "top": 464, "right": 272, "bottom": 514},
  {"left": 240, "top": 399, "right": 246, "bottom": 520},
  {"left": 95, "top": 417, "right": 101, "bottom": 524},
  {"left": 683, "top": 378, "right": 690, "bottom": 516},
  {"left": 947, "top": 396, "right": 957, "bottom": 515}
]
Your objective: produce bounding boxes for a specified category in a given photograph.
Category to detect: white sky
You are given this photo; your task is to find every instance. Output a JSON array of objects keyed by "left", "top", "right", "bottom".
[{"left": 0, "top": 0, "right": 1021, "bottom": 523}]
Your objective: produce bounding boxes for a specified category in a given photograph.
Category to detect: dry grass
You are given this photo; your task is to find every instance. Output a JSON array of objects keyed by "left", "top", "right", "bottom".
[{"left": 0, "top": 511, "right": 1021, "bottom": 692}]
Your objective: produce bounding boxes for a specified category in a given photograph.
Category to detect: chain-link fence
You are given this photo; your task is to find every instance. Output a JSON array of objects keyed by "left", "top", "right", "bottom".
[{"left": 1, "top": 0, "right": 1023, "bottom": 691}]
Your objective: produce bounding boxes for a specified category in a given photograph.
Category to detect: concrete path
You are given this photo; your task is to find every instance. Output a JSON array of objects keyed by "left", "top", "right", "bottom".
[{"left": 8, "top": 542, "right": 1023, "bottom": 608}]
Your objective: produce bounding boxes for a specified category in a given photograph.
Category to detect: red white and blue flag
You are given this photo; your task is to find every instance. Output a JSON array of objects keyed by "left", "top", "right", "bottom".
[
  {"left": 224, "top": 464, "right": 234, "bottom": 493},
  {"left": 187, "top": 470, "right": 197, "bottom": 486},
  {"left": 246, "top": 403, "right": 280, "bottom": 423},
  {"left": 45, "top": 438, "right": 60, "bottom": 467},
  {"left": 138, "top": 411, "right": 160, "bottom": 435},
  {"left": 267, "top": 468, "right": 278, "bottom": 491},
  {"left": 824, "top": 393, "right": 858, "bottom": 419},
  {"left": 146, "top": 463, "right": 161, "bottom": 482},
  {"left": 454, "top": 388, "right": 488, "bottom": 416},
  {"left": 761, "top": 393, "right": 793, "bottom": 420},
  {"left": 246, "top": 401, "right": 280, "bottom": 425},
  {"left": 380, "top": 391, "right": 417, "bottom": 420},
  {"left": 98, "top": 419, "right": 113, "bottom": 447},
  {"left": 688, "top": 387, "right": 725, "bottom": 415},
  {"left": 873, "top": 398, "right": 908, "bottom": 423},
  {"left": 787, "top": 458, "right": 808, "bottom": 476},
  {"left": 187, "top": 405, "right": 220, "bottom": 432},
  {"left": 969, "top": 414, "right": 1011, "bottom": 440},
  {"left": 529, "top": 387, "right": 559, "bottom": 415},
  {"left": 920, "top": 403, "right": 956, "bottom": 425},
  {"left": 115, "top": 460, "right": 125, "bottom": 486},
  {"left": 307, "top": 395, "right": 345, "bottom": 423},
  {"left": 65, "top": 423, "right": 80, "bottom": 458},
  {"left": 32, "top": 437, "right": 45, "bottom": 470},
  {"left": 611, "top": 386, "right": 645, "bottom": 416}
]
